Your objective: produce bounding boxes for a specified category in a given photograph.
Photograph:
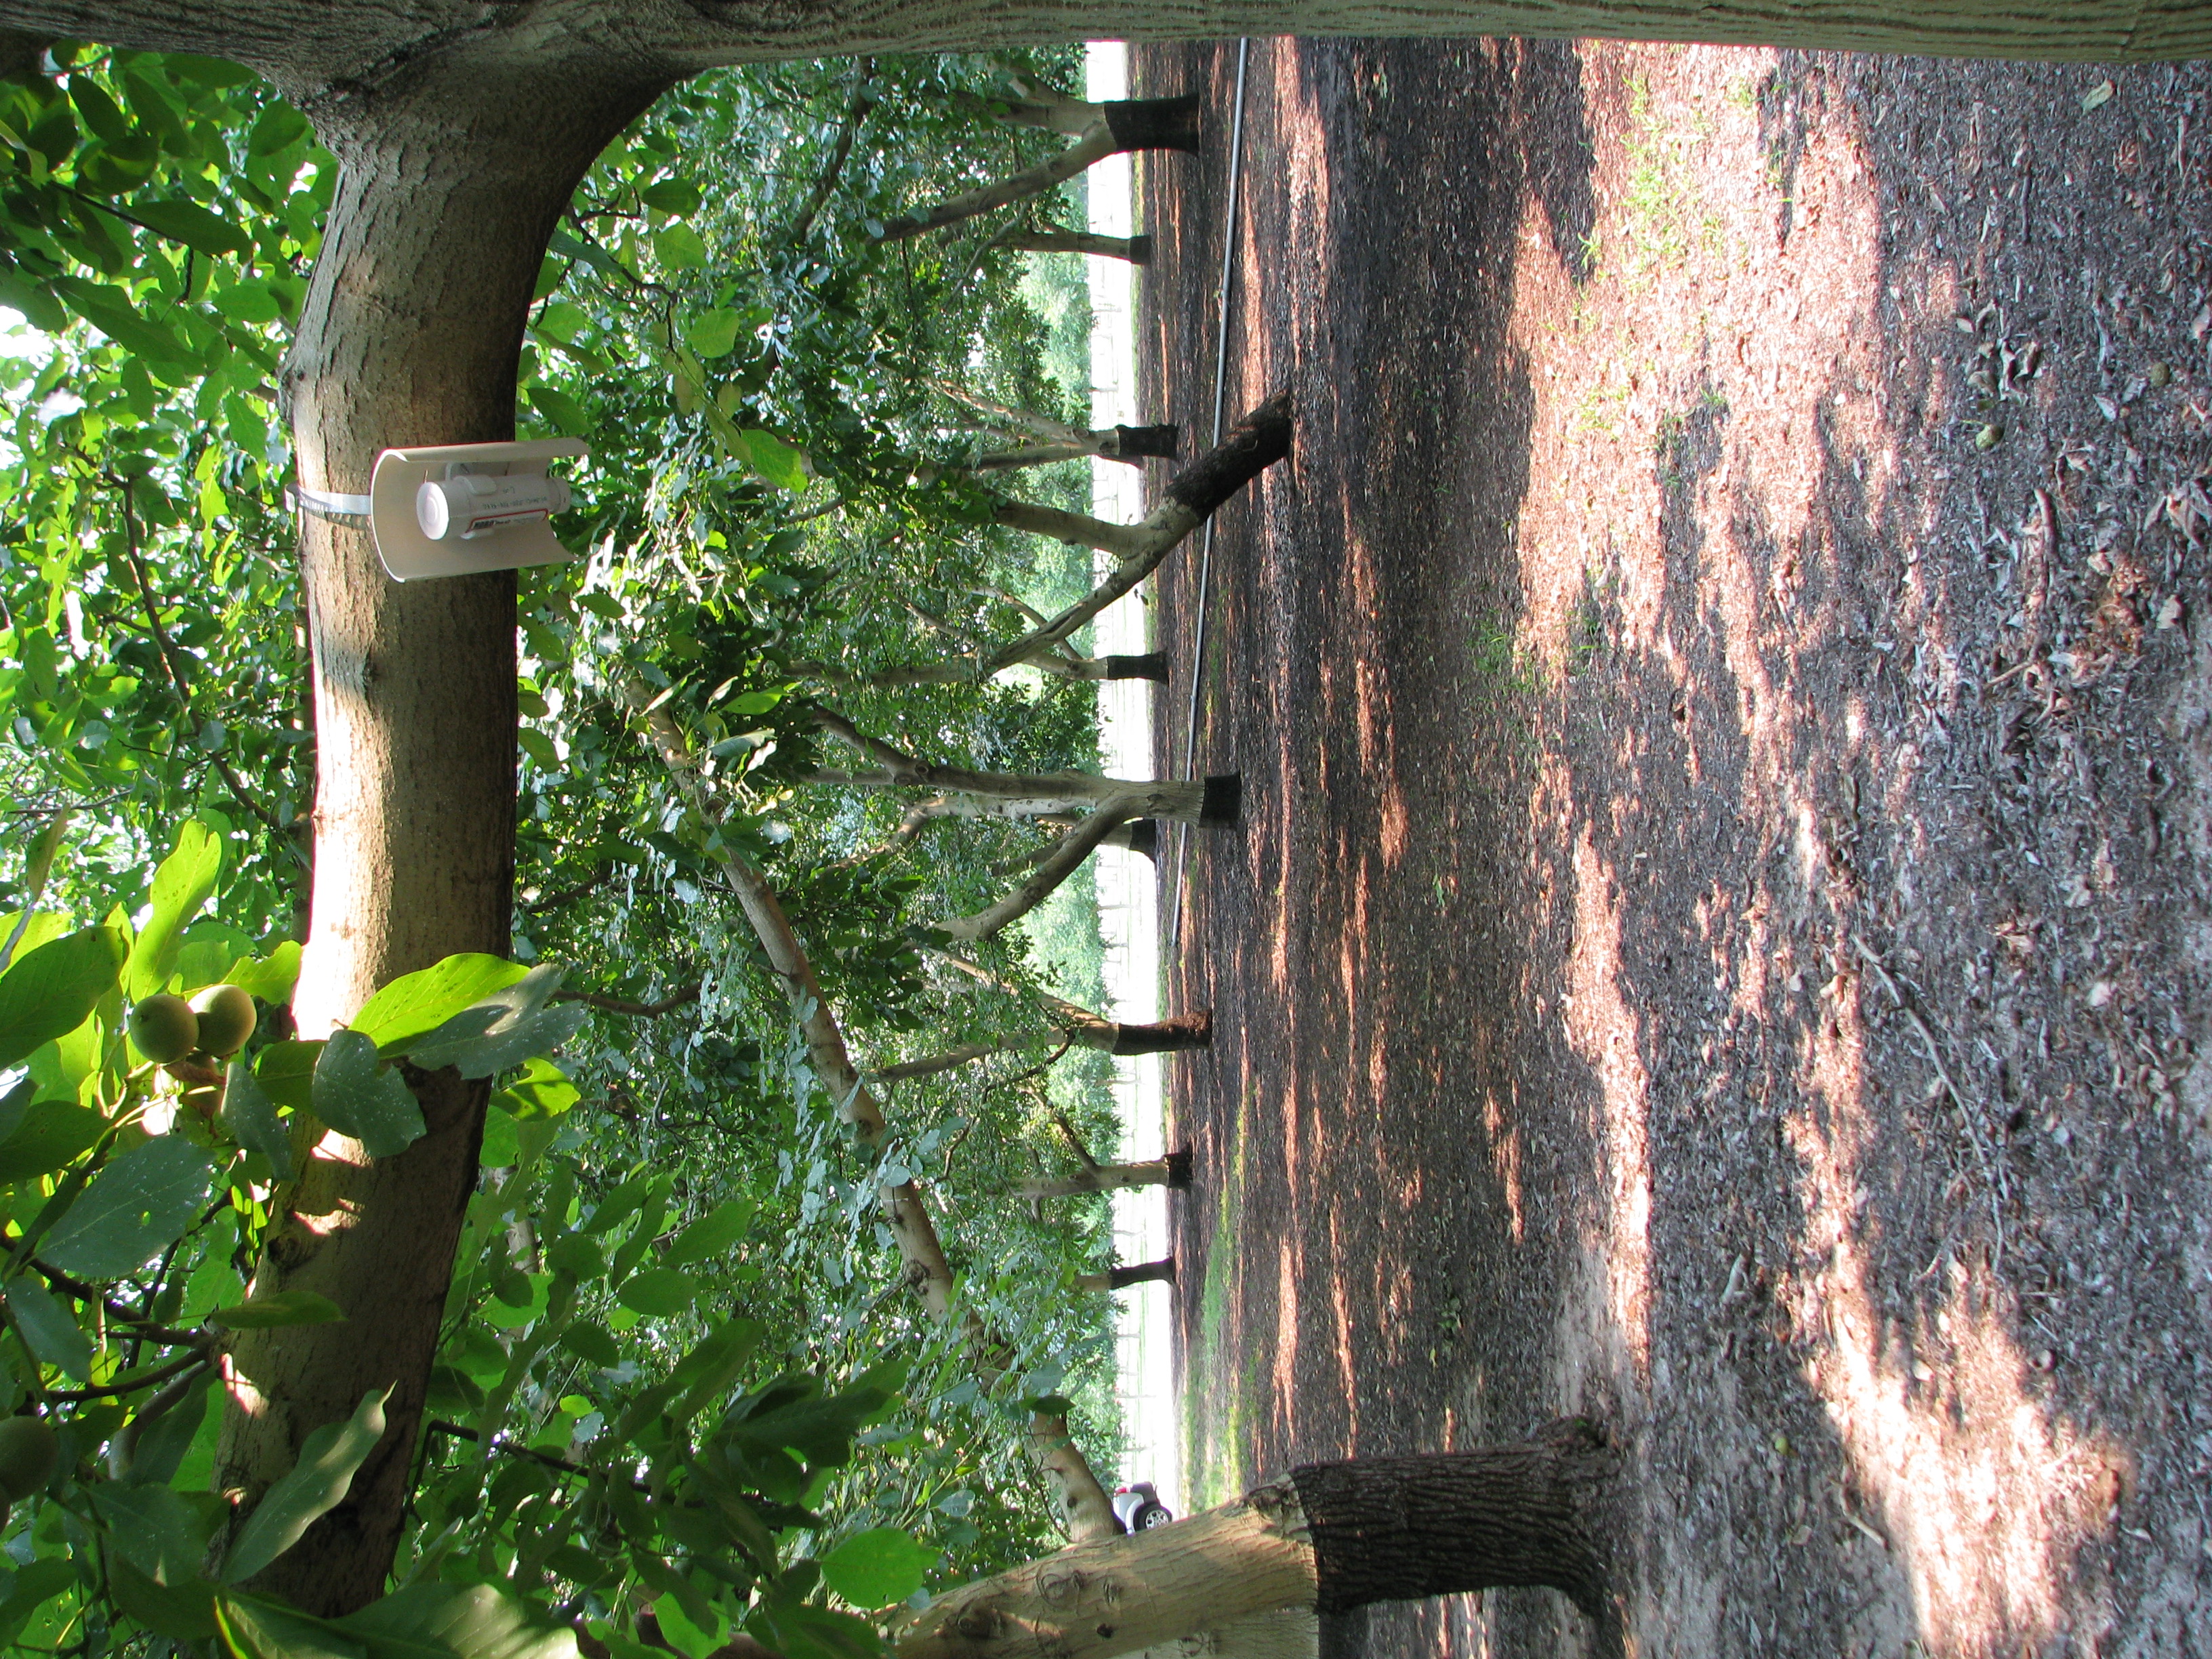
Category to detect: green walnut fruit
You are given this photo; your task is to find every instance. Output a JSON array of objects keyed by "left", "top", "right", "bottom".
[
  {"left": 127, "top": 994, "right": 200, "bottom": 1064},
  {"left": 0, "top": 1416, "right": 58, "bottom": 1502},
  {"left": 188, "top": 983, "right": 258, "bottom": 1058}
]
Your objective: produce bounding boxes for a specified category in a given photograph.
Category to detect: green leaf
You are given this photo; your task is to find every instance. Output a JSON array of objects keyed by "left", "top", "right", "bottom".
[
  {"left": 111, "top": 1553, "right": 218, "bottom": 1640},
  {"left": 493, "top": 1056, "right": 579, "bottom": 1120},
  {"left": 51, "top": 276, "right": 193, "bottom": 368},
  {"left": 0, "top": 1100, "right": 103, "bottom": 1183},
  {"left": 41, "top": 1135, "right": 215, "bottom": 1280},
  {"left": 817, "top": 1528, "right": 939, "bottom": 1610},
  {"left": 226, "top": 940, "right": 302, "bottom": 1003},
  {"left": 5, "top": 1275, "right": 93, "bottom": 1382},
  {"left": 527, "top": 386, "right": 590, "bottom": 436},
  {"left": 311, "top": 1029, "right": 424, "bottom": 1158},
  {"left": 667, "top": 1317, "right": 761, "bottom": 1425},
  {"left": 0, "top": 270, "right": 67, "bottom": 333},
  {"left": 614, "top": 1266, "right": 696, "bottom": 1318},
  {"left": 220, "top": 1057, "right": 294, "bottom": 1180},
  {"left": 478, "top": 1103, "right": 520, "bottom": 1168},
  {"left": 544, "top": 1233, "right": 603, "bottom": 1281},
  {"left": 209, "top": 1290, "right": 344, "bottom": 1331},
  {"left": 405, "top": 966, "right": 586, "bottom": 1079},
  {"left": 123, "top": 1367, "right": 215, "bottom": 1486},
  {"left": 642, "top": 178, "right": 702, "bottom": 218},
  {"left": 653, "top": 224, "right": 707, "bottom": 271},
  {"left": 352, "top": 954, "right": 530, "bottom": 1051},
  {"left": 245, "top": 102, "right": 308, "bottom": 157},
  {"left": 685, "top": 310, "right": 742, "bottom": 359},
  {"left": 0, "top": 1078, "right": 33, "bottom": 1145},
  {"left": 663, "top": 1197, "right": 756, "bottom": 1267},
  {"left": 253, "top": 1039, "right": 323, "bottom": 1111},
  {"left": 92, "top": 1481, "right": 222, "bottom": 1586},
  {"left": 125, "top": 819, "right": 222, "bottom": 1000},
  {"left": 737, "top": 428, "right": 810, "bottom": 493},
  {"left": 221, "top": 1387, "right": 390, "bottom": 1583},
  {"left": 129, "top": 197, "right": 251, "bottom": 258},
  {"left": 337, "top": 1581, "right": 579, "bottom": 1659},
  {"left": 216, "top": 1593, "right": 365, "bottom": 1659},
  {"left": 0, "top": 925, "right": 125, "bottom": 1069},
  {"left": 558, "top": 1320, "right": 620, "bottom": 1369}
]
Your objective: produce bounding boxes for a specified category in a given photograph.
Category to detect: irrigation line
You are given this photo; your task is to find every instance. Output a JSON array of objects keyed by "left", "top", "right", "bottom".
[{"left": 1166, "top": 35, "right": 1250, "bottom": 958}]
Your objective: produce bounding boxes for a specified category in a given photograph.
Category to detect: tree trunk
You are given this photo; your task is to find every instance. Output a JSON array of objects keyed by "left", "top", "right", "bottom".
[
  {"left": 880, "top": 1011, "right": 1207, "bottom": 1082},
  {"left": 1019, "top": 1149, "right": 1193, "bottom": 1200},
  {"left": 625, "top": 684, "right": 1123, "bottom": 1542},
  {"left": 1006, "top": 228, "right": 1152, "bottom": 264},
  {"left": 897, "top": 1429, "right": 1614, "bottom": 1659},
  {"left": 881, "top": 97, "right": 1200, "bottom": 241},
  {"left": 216, "top": 70, "right": 661, "bottom": 1617},
  {"left": 981, "top": 391, "right": 1290, "bottom": 674},
  {"left": 1076, "top": 1256, "right": 1174, "bottom": 1292},
  {"left": 1293, "top": 1422, "right": 1614, "bottom": 1619}
]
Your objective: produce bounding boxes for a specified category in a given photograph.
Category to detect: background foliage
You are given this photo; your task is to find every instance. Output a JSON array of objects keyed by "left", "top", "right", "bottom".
[{"left": 0, "top": 37, "right": 1149, "bottom": 1656}]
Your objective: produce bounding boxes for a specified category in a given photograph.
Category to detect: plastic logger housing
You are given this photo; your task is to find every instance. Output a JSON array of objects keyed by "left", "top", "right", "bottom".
[{"left": 368, "top": 438, "right": 588, "bottom": 581}]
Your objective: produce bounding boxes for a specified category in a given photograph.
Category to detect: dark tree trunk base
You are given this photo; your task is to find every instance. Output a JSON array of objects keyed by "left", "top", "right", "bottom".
[
  {"left": 1164, "top": 392, "right": 1292, "bottom": 523},
  {"left": 1200, "top": 773, "right": 1242, "bottom": 826},
  {"left": 1105, "top": 422, "right": 1179, "bottom": 460},
  {"left": 1108, "top": 1256, "right": 1175, "bottom": 1289},
  {"left": 1104, "top": 94, "right": 1202, "bottom": 154},
  {"left": 1290, "top": 1420, "right": 1615, "bottom": 1622},
  {"left": 1104, "top": 651, "right": 1170, "bottom": 682},
  {"left": 1118, "top": 818, "right": 1160, "bottom": 861},
  {"left": 1109, "top": 1007, "right": 1211, "bottom": 1054}
]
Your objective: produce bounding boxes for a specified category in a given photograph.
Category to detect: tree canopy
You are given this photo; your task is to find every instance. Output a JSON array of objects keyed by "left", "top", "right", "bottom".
[{"left": 0, "top": 40, "right": 1182, "bottom": 1653}]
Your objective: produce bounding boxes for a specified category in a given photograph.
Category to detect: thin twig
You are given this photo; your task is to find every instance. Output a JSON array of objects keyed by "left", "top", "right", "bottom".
[
  {"left": 787, "top": 60, "right": 876, "bottom": 245},
  {"left": 108, "top": 475, "right": 285, "bottom": 835},
  {"left": 1048, "top": 1106, "right": 1100, "bottom": 1171},
  {"left": 29, "top": 1256, "right": 214, "bottom": 1349},
  {"left": 1853, "top": 935, "right": 2008, "bottom": 1263},
  {"left": 520, "top": 866, "right": 617, "bottom": 915},
  {"left": 551, "top": 981, "right": 702, "bottom": 1018},
  {"left": 43, "top": 1347, "right": 207, "bottom": 1402}
]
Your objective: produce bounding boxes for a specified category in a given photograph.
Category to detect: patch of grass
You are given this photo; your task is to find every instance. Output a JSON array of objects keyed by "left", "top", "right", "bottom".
[
  {"left": 1614, "top": 75, "right": 1725, "bottom": 282},
  {"left": 1569, "top": 562, "right": 1618, "bottom": 678},
  {"left": 1570, "top": 374, "right": 1635, "bottom": 438},
  {"left": 1471, "top": 614, "right": 1542, "bottom": 703},
  {"left": 1191, "top": 1115, "right": 1247, "bottom": 1507}
]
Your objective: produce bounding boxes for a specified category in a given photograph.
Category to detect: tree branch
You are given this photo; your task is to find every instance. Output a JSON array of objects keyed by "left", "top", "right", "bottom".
[
  {"left": 108, "top": 474, "right": 287, "bottom": 836},
  {"left": 551, "top": 981, "right": 701, "bottom": 1017}
]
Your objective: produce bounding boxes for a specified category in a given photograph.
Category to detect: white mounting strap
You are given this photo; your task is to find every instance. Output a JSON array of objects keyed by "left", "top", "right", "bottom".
[{"left": 291, "top": 485, "right": 374, "bottom": 520}]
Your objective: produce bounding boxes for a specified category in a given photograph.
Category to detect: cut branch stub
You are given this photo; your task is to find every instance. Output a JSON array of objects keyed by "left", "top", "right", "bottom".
[
  {"left": 1101, "top": 422, "right": 1179, "bottom": 460},
  {"left": 1101, "top": 94, "right": 1202, "bottom": 153}
]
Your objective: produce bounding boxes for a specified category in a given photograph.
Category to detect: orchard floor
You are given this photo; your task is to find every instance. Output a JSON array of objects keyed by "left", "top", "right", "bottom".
[{"left": 1135, "top": 39, "right": 2212, "bottom": 1659}]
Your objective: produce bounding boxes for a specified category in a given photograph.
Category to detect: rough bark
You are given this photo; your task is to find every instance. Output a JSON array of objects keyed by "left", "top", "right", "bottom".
[
  {"left": 981, "top": 392, "right": 1290, "bottom": 674},
  {"left": 898, "top": 1481, "right": 1318, "bottom": 1659},
  {"left": 216, "top": 68, "right": 662, "bottom": 1617},
  {"left": 0, "top": 0, "right": 2201, "bottom": 88},
  {"left": 879, "top": 1011, "right": 1207, "bottom": 1082},
  {"left": 1290, "top": 1420, "right": 1614, "bottom": 1619}
]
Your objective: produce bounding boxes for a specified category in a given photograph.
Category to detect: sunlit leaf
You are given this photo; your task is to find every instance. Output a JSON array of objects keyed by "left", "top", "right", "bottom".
[{"left": 0, "top": 925, "right": 125, "bottom": 1069}]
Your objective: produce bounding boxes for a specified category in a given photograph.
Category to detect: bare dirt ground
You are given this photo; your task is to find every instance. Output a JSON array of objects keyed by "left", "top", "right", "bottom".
[{"left": 1136, "top": 37, "right": 2212, "bottom": 1659}]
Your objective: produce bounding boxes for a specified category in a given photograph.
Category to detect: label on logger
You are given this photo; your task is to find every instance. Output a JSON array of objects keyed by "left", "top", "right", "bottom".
[{"left": 417, "top": 472, "right": 573, "bottom": 541}]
